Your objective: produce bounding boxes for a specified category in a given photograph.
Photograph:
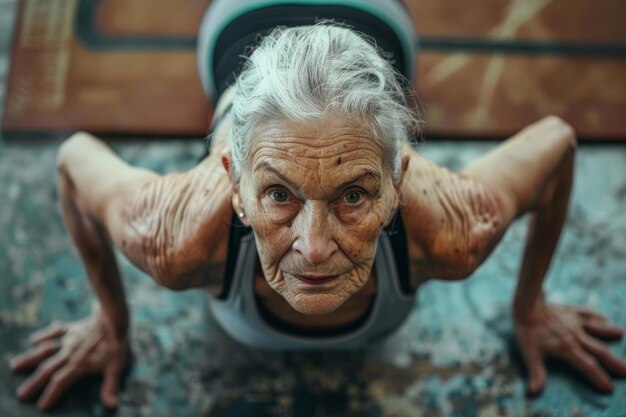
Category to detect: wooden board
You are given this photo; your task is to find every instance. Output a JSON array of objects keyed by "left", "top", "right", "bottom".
[
  {"left": 405, "top": 0, "right": 626, "bottom": 138},
  {"left": 3, "top": 0, "right": 626, "bottom": 139}
]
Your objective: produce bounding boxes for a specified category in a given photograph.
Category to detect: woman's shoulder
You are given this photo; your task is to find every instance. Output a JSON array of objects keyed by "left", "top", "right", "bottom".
[
  {"left": 399, "top": 147, "right": 497, "bottom": 283},
  {"left": 119, "top": 151, "right": 234, "bottom": 292}
]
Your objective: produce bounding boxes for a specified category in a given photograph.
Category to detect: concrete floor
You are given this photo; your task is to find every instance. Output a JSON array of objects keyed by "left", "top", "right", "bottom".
[{"left": 1, "top": 1, "right": 626, "bottom": 416}]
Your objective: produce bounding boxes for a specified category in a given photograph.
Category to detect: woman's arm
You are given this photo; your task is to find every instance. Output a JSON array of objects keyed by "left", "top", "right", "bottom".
[
  {"left": 57, "top": 132, "right": 233, "bottom": 292},
  {"left": 401, "top": 116, "right": 575, "bottom": 284},
  {"left": 460, "top": 116, "right": 576, "bottom": 312},
  {"left": 402, "top": 116, "right": 626, "bottom": 393},
  {"left": 11, "top": 131, "right": 232, "bottom": 410}
]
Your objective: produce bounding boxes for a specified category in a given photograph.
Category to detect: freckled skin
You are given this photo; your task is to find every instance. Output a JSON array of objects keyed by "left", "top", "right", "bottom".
[
  {"left": 27, "top": 102, "right": 626, "bottom": 408},
  {"left": 54, "top": 112, "right": 579, "bottom": 325},
  {"left": 18, "top": 62, "right": 626, "bottom": 409},
  {"left": 229, "top": 118, "right": 398, "bottom": 315},
  {"left": 54, "top": 107, "right": 576, "bottom": 322}
]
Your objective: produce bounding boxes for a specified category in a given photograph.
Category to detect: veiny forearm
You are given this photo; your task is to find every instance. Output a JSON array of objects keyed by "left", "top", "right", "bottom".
[
  {"left": 57, "top": 166, "right": 129, "bottom": 338},
  {"left": 512, "top": 132, "right": 576, "bottom": 321}
]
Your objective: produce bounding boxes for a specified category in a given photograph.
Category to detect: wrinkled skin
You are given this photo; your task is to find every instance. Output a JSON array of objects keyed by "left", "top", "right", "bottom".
[
  {"left": 9, "top": 305, "right": 129, "bottom": 410},
  {"left": 7, "top": 113, "right": 626, "bottom": 410},
  {"left": 515, "top": 302, "right": 626, "bottom": 395},
  {"left": 227, "top": 118, "right": 399, "bottom": 315}
]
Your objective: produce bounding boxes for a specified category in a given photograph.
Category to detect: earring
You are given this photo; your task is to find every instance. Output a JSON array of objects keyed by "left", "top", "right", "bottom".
[{"left": 239, "top": 211, "right": 246, "bottom": 218}]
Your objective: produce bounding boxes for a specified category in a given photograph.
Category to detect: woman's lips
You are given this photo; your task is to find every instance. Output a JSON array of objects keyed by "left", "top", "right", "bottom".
[{"left": 294, "top": 274, "right": 339, "bottom": 285}]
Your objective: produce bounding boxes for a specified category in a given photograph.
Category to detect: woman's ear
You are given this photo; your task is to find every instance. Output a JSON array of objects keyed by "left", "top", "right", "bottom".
[
  {"left": 395, "top": 153, "right": 411, "bottom": 202},
  {"left": 232, "top": 194, "right": 249, "bottom": 226},
  {"left": 385, "top": 153, "right": 410, "bottom": 227},
  {"left": 399, "top": 153, "right": 410, "bottom": 187},
  {"left": 221, "top": 149, "right": 250, "bottom": 226},
  {"left": 220, "top": 148, "right": 233, "bottom": 181}
]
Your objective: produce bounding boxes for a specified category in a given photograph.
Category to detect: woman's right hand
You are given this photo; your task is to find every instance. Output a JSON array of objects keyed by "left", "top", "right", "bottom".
[{"left": 8, "top": 308, "right": 130, "bottom": 411}]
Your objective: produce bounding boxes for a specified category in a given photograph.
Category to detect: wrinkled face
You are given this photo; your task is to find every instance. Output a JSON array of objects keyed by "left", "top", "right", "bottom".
[{"left": 226, "top": 117, "right": 400, "bottom": 315}]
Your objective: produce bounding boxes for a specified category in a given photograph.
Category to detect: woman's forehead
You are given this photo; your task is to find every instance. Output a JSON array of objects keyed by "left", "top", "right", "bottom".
[
  {"left": 248, "top": 118, "right": 385, "bottom": 168},
  {"left": 244, "top": 118, "right": 388, "bottom": 195}
]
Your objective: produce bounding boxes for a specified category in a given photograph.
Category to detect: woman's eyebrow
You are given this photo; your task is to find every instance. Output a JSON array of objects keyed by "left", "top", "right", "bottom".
[
  {"left": 254, "top": 162, "right": 299, "bottom": 189},
  {"left": 254, "top": 162, "right": 381, "bottom": 193},
  {"left": 334, "top": 171, "right": 381, "bottom": 194}
]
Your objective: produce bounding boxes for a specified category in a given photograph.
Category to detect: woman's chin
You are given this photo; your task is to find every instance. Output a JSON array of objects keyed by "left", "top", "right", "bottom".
[{"left": 285, "top": 293, "right": 347, "bottom": 316}]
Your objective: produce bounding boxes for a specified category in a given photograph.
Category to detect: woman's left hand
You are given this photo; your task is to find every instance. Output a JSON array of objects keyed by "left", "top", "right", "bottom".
[{"left": 514, "top": 302, "right": 626, "bottom": 395}]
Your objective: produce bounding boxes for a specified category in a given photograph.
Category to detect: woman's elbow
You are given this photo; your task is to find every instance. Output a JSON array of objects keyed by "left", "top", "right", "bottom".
[
  {"left": 57, "top": 132, "right": 97, "bottom": 170},
  {"left": 544, "top": 115, "right": 577, "bottom": 152},
  {"left": 147, "top": 255, "right": 193, "bottom": 291},
  {"left": 146, "top": 251, "right": 203, "bottom": 291}
]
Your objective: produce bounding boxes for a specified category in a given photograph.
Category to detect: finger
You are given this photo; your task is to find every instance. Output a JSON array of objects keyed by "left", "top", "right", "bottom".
[
  {"left": 518, "top": 343, "right": 547, "bottom": 395},
  {"left": 36, "top": 332, "right": 102, "bottom": 410},
  {"left": 527, "top": 360, "right": 548, "bottom": 395},
  {"left": 566, "top": 347, "right": 614, "bottom": 393},
  {"left": 580, "top": 335, "right": 626, "bottom": 377},
  {"left": 583, "top": 322, "right": 624, "bottom": 341},
  {"left": 16, "top": 354, "right": 66, "bottom": 400},
  {"left": 29, "top": 322, "right": 66, "bottom": 345},
  {"left": 10, "top": 341, "right": 60, "bottom": 372},
  {"left": 37, "top": 364, "right": 81, "bottom": 410},
  {"left": 576, "top": 308, "right": 608, "bottom": 322},
  {"left": 100, "top": 363, "right": 123, "bottom": 409}
]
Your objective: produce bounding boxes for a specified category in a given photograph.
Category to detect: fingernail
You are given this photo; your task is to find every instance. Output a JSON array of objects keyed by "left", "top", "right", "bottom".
[
  {"left": 37, "top": 398, "right": 50, "bottom": 410},
  {"left": 529, "top": 380, "right": 541, "bottom": 394},
  {"left": 105, "top": 397, "right": 118, "bottom": 409}
]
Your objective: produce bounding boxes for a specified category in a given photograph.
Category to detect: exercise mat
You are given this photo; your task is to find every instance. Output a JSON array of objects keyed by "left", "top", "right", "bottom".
[{"left": 3, "top": 0, "right": 625, "bottom": 139}]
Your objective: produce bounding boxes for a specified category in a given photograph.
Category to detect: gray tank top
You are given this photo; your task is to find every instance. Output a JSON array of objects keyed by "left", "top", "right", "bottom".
[{"left": 207, "top": 226, "right": 416, "bottom": 350}]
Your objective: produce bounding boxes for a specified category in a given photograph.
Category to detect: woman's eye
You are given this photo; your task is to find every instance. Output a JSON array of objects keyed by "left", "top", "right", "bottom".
[
  {"left": 344, "top": 190, "right": 362, "bottom": 204},
  {"left": 271, "top": 190, "right": 290, "bottom": 203}
]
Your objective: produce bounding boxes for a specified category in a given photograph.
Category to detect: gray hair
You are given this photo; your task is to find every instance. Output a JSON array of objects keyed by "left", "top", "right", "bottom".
[{"left": 229, "top": 22, "right": 421, "bottom": 183}]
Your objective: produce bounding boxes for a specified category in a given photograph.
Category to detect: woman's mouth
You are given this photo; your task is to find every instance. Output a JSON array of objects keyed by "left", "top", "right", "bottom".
[{"left": 294, "top": 274, "right": 339, "bottom": 285}]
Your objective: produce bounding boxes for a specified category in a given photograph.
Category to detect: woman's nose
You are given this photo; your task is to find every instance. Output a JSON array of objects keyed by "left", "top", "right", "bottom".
[{"left": 291, "top": 204, "right": 338, "bottom": 265}]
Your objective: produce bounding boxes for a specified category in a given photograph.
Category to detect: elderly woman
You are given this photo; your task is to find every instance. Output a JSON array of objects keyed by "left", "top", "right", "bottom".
[{"left": 9, "top": 0, "right": 626, "bottom": 411}]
